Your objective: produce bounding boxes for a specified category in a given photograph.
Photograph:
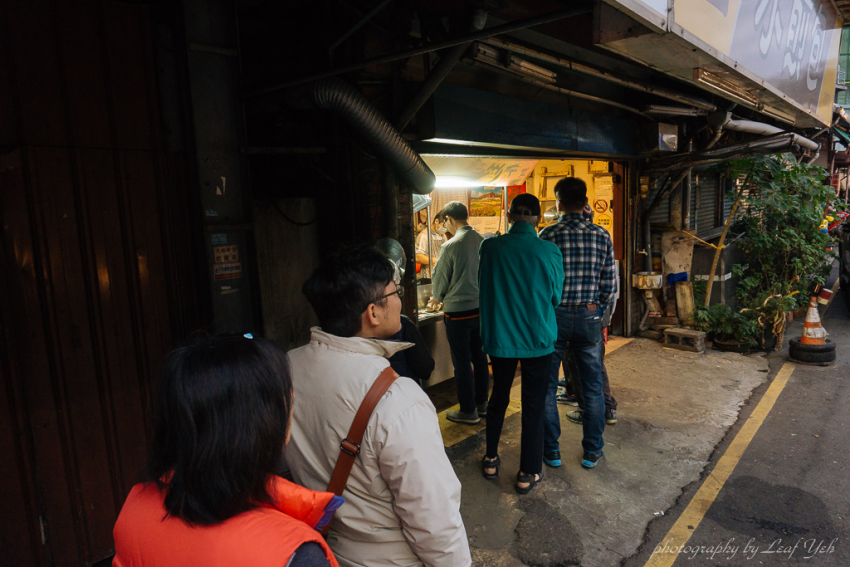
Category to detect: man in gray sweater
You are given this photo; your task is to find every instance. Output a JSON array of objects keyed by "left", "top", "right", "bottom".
[{"left": 429, "top": 201, "right": 490, "bottom": 424}]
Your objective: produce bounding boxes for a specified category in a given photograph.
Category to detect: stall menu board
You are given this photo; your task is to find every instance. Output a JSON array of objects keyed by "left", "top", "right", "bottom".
[
  {"left": 469, "top": 215, "right": 505, "bottom": 236},
  {"left": 593, "top": 175, "right": 615, "bottom": 241}
]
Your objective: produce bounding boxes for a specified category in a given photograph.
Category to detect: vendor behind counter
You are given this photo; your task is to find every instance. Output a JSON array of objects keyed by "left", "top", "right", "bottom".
[{"left": 415, "top": 209, "right": 447, "bottom": 279}]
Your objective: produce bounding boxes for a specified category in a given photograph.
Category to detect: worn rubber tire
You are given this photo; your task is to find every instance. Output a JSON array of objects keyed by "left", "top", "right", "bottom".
[
  {"left": 789, "top": 338, "right": 836, "bottom": 354},
  {"left": 789, "top": 339, "right": 836, "bottom": 364},
  {"left": 789, "top": 350, "right": 836, "bottom": 364}
]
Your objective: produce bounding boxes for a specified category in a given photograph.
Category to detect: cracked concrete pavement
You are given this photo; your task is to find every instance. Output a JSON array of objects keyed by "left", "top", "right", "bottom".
[{"left": 446, "top": 338, "right": 770, "bottom": 566}]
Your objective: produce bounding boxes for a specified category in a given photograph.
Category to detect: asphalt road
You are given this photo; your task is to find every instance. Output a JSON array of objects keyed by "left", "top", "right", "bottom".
[{"left": 623, "top": 289, "right": 850, "bottom": 567}]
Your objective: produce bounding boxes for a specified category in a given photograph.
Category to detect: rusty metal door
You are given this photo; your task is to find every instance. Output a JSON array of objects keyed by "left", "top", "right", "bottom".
[
  {"left": 0, "top": 1, "right": 206, "bottom": 565},
  {"left": 0, "top": 144, "right": 200, "bottom": 566}
]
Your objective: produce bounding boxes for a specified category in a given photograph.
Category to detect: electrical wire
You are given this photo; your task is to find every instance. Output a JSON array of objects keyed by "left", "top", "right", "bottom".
[{"left": 270, "top": 199, "right": 318, "bottom": 226}]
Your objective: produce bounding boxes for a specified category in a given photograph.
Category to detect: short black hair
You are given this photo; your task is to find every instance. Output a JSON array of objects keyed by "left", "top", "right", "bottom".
[
  {"left": 442, "top": 201, "right": 469, "bottom": 221},
  {"left": 433, "top": 209, "right": 446, "bottom": 223},
  {"left": 302, "top": 245, "right": 395, "bottom": 337},
  {"left": 554, "top": 177, "right": 588, "bottom": 210},
  {"left": 145, "top": 334, "right": 293, "bottom": 526}
]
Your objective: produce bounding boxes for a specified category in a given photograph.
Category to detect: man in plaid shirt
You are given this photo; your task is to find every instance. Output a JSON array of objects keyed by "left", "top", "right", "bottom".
[{"left": 538, "top": 177, "right": 616, "bottom": 469}]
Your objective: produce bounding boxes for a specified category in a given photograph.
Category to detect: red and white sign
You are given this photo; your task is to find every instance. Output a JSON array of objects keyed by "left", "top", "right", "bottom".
[
  {"left": 214, "top": 245, "right": 239, "bottom": 263},
  {"left": 214, "top": 262, "right": 242, "bottom": 280}
]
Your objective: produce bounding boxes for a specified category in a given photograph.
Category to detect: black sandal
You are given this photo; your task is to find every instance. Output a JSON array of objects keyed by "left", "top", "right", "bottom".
[
  {"left": 482, "top": 455, "right": 500, "bottom": 479},
  {"left": 515, "top": 471, "right": 544, "bottom": 494}
]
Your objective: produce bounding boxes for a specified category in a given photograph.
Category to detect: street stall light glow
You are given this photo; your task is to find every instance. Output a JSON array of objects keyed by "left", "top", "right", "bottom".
[{"left": 434, "top": 176, "right": 485, "bottom": 188}]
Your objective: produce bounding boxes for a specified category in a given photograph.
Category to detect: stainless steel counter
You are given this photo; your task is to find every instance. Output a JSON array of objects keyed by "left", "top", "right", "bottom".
[
  {"left": 417, "top": 311, "right": 454, "bottom": 387},
  {"left": 417, "top": 310, "right": 444, "bottom": 325}
]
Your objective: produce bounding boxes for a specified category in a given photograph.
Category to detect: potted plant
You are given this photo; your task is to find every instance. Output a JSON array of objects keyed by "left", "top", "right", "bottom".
[{"left": 694, "top": 304, "right": 761, "bottom": 353}]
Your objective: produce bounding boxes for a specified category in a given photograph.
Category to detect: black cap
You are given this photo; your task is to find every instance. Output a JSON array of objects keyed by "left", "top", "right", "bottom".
[{"left": 508, "top": 193, "right": 541, "bottom": 216}]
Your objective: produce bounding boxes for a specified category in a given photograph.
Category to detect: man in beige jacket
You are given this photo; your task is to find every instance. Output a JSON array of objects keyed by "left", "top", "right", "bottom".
[{"left": 285, "top": 245, "right": 471, "bottom": 567}]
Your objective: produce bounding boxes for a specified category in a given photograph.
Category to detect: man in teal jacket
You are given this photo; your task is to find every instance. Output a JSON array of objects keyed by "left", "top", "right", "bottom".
[{"left": 478, "top": 193, "right": 564, "bottom": 494}]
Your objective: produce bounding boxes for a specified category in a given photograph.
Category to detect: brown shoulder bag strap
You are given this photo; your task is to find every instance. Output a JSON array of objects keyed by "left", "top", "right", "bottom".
[{"left": 321, "top": 366, "right": 399, "bottom": 536}]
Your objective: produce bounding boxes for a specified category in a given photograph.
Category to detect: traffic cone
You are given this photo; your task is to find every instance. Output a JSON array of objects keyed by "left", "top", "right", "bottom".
[
  {"left": 817, "top": 287, "right": 834, "bottom": 305},
  {"left": 799, "top": 296, "right": 828, "bottom": 345}
]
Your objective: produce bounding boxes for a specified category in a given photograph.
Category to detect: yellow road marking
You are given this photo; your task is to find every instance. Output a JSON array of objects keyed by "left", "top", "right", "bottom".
[
  {"left": 643, "top": 363, "right": 796, "bottom": 567},
  {"left": 438, "top": 399, "right": 522, "bottom": 447}
]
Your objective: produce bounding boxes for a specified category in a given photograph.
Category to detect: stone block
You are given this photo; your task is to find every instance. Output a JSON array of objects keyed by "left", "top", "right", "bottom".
[{"left": 663, "top": 327, "right": 705, "bottom": 353}]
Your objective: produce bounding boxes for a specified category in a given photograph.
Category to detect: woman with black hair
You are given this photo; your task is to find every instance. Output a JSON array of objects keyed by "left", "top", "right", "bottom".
[{"left": 112, "top": 335, "right": 342, "bottom": 567}]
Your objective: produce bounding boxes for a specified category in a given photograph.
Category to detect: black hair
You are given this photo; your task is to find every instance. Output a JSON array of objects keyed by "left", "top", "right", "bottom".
[
  {"left": 145, "top": 334, "right": 293, "bottom": 526},
  {"left": 302, "top": 245, "right": 395, "bottom": 337},
  {"left": 433, "top": 209, "right": 446, "bottom": 223},
  {"left": 442, "top": 201, "right": 469, "bottom": 221},
  {"left": 554, "top": 177, "right": 588, "bottom": 210}
]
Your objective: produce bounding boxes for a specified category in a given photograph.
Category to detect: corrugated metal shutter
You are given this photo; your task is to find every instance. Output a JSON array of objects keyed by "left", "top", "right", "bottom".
[
  {"left": 647, "top": 182, "right": 672, "bottom": 225},
  {"left": 695, "top": 174, "right": 719, "bottom": 235},
  {"left": 646, "top": 172, "right": 731, "bottom": 235},
  {"left": 723, "top": 177, "right": 735, "bottom": 221}
]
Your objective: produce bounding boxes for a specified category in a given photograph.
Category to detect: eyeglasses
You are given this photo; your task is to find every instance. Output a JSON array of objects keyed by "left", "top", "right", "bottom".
[{"left": 368, "top": 281, "right": 403, "bottom": 306}]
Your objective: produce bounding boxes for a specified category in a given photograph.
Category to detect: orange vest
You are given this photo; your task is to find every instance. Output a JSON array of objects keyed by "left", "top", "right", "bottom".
[{"left": 113, "top": 476, "right": 340, "bottom": 567}]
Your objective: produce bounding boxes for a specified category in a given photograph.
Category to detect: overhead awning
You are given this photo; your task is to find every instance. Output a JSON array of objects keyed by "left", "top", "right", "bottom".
[
  {"left": 424, "top": 84, "right": 638, "bottom": 157},
  {"left": 833, "top": 126, "right": 850, "bottom": 145},
  {"left": 422, "top": 154, "right": 539, "bottom": 188},
  {"left": 599, "top": 0, "right": 844, "bottom": 128}
]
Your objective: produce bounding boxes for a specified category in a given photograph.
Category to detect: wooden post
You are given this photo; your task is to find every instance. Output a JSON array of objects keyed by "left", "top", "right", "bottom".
[
  {"left": 676, "top": 281, "right": 696, "bottom": 324},
  {"left": 704, "top": 178, "right": 748, "bottom": 307}
]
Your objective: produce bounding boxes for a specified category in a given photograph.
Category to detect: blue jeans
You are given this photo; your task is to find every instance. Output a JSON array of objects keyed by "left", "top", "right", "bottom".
[
  {"left": 444, "top": 314, "right": 490, "bottom": 414},
  {"left": 543, "top": 305, "right": 605, "bottom": 453}
]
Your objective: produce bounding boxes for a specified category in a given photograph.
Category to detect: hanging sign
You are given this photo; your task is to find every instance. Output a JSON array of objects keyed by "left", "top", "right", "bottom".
[
  {"left": 595, "top": 182, "right": 614, "bottom": 200},
  {"left": 213, "top": 245, "right": 242, "bottom": 280},
  {"left": 214, "top": 245, "right": 239, "bottom": 263},
  {"left": 595, "top": 213, "right": 614, "bottom": 240},
  {"left": 214, "top": 262, "right": 242, "bottom": 280}
]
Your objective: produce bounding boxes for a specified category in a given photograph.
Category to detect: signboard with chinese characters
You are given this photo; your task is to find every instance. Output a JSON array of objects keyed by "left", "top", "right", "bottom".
[
  {"left": 673, "top": 0, "right": 842, "bottom": 122},
  {"left": 590, "top": 174, "right": 615, "bottom": 241},
  {"left": 213, "top": 245, "right": 242, "bottom": 280},
  {"left": 469, "top": 215, "right": 505, "bottom": 236},
  {"left": 595, "top": 213, "right": 615, "bottom": 240},
  {"left": 422, "top": 156, "right": 539, "bottom": 188},
  {"left": 214, "top": 245, "right": 239, "bottom": 263}
]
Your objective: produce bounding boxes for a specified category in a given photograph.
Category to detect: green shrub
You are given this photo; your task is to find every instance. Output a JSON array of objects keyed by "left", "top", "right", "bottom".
[
  {"left": 726, "top": 155, "right": 833, "bottom": 305},
  {"left": 694, "top": 304, "right": 761, "bottom": 346},
  {"left": 699, "top": 155, "right": 834, "bottom": 348}
]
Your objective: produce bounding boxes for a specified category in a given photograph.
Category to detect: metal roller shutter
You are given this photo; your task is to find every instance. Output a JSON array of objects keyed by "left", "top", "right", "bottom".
[
  {"left": 645, "top": 172, "right": 732, "bottom": 236},
  {"left": 696, "top": 174, "right": 719, "bottom": 235},
  {"left": 647, "top": 172, "right": 719, "bottom": 233},
  {"left": 647, "top": 183, "right": 673, "bottom": 225}
]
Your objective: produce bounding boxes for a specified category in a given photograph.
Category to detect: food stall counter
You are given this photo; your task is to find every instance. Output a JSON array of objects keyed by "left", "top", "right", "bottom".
[{"left": 416, "top": 282, "right": 453, "bottom": 386}]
